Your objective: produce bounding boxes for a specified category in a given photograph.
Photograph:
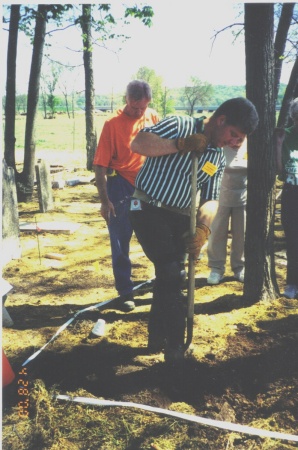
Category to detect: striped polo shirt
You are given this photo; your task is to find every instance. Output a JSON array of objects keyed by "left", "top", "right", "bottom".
[{"left": 135, "top": 116, "right": 226, "bottom": 209}]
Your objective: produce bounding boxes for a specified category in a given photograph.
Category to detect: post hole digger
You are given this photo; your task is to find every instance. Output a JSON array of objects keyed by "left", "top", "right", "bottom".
[
  {"left": 182, "top": 150, "right": 211, "bottom": 353},
  {"left": 161, "top": 133, "right": 210, "bottom": 364},
  {"left": 184, "top": 151, "right": 199, "bottom": 352}
]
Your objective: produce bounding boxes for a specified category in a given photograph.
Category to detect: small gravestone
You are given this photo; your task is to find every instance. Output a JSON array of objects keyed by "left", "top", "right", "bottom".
[
  {"left": 35, "top": 159, "right": 54, "bottom": 213},
  {"left": 1, "top": 278, "right": 14, "bottom": 328},
  {"left": 2, "top": 159, "right": 22, "bottom": 265}
]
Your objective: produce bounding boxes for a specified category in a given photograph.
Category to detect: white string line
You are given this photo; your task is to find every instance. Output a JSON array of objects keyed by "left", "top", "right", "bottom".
[
  {"left": 22, "top": 279, "right": 154, "bottom": 367},
  {"left": 55, "top": 395, "right": 298, "bottom": 442}
]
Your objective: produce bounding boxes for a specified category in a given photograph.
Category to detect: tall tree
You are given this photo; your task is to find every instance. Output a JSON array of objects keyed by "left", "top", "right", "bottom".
[
  {"left": 212, "top": 3, "right": 296, "bottom": 302},
  {"left": 134, "top": 66, "right": 166, "bottom": 115},
  {"left": 4, "top": 4, "right": 154, "bottom": 182},
  {"left": 40, "top": 72, "right": 50, "bottom": 119},
  {"left": 213, "top": 4, "right": 297, "bottom": 125},
  {"left": 4, "top": 5, "right": 20, "bottom": 169},
  {"left": 58, "top": 66, "right": 76, "bottom": 119},
  {"left": 18, "top": 4, "right": 47, "bottom": 201},
  {"left": 274, "top": 3, "right": 297, "bottom": 127},
  {"left": 42, "top": 61, "right": 62, "bottom": 119},
  {"left": 273, "top": 3, "right": 295, "bottom": 102},
  {"left": 16, "top": 94, "right": 27, "bottom": 115},
  {"left": 244, "top": 3, "right": 279, "bottom": 303},
  {"left": 77, "top": 4, "right": 154, "bottom": 170},
  {"left": 81, "top": 4, "right": 97, "bottom": 171},
  {"left": 161, "top": 86, "right": 175, "bottom": 119},
  {"left": 184, "top": 76, "right": 213, "bottom": 117},
  {"left": 277, "top": 55, "right": 298, "bottom": 127},
  {"left": 4, "top": 5, "right": 72, "bottom": 201}
]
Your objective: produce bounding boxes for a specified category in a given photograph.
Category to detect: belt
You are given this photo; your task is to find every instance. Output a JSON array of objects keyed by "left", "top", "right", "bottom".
[
  {"left": 107, "top": 169, "right": 117, "bottom": 177},
  {"left": 133, "top": 188, "right": 190, "bottom": 216}
]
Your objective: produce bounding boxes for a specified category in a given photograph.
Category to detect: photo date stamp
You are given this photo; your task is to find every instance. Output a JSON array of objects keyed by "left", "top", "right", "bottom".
[{"left": 17, "top": 367, "right": 29, "bottom": 418}]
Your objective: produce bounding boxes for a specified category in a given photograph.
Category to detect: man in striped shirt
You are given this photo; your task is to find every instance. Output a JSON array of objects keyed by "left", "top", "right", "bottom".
[{"left": 129, "top": 97, "right": 259, "bottom": 362}]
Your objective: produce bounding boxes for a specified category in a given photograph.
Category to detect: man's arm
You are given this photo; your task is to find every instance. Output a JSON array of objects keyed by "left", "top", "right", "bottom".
[
  {"left": 94, "top": 165, "right": 115, "bottom": 224},
  {"left": 184, "top": 199, "right": 219, "bottom": 261},
  {"left": 196, "top": 199, "right": 219, "bottom": 228},
  {"left": 131, "top": 132, "right": 177, "bottom": 157},
  {"left": 131, "top": 131, "right": 208, "bottom": 157}
]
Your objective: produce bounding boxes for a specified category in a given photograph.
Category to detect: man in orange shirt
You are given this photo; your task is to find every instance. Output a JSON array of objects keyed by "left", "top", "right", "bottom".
[{"left": 93, "top": 80, "right": 159, "bottom": 311}]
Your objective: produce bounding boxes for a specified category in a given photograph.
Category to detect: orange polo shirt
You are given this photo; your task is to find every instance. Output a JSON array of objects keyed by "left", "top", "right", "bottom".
[{"left": 93, "top": 108, "right": 159, "bottom": 186}]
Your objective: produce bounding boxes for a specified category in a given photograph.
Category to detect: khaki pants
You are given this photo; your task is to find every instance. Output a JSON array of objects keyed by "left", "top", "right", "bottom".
[{"left": 207, "top": 204, "right": 246, "bottom": 276}]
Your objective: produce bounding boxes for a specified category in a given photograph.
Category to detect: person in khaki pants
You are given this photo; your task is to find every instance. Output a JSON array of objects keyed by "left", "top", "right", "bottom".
[
  {"left": 207, "top": 140, "right": 247, "bottom": 284},
  {"left": 275, "top": 98, "right": 298, "bottom": 299}
]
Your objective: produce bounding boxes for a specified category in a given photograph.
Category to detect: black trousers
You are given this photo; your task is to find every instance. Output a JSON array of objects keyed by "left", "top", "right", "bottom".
[{"left": 129, "top": 201, "right": 190, "bottom": 349}]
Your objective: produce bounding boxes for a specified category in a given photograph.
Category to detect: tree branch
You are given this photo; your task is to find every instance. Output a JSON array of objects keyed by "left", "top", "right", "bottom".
[{"left": 211, "top": 22, "right": 244, "bottom": 54}]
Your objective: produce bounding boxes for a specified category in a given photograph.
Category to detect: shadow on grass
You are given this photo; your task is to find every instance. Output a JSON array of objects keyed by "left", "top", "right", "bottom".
[{"left": 4, "top": 313, "right": 298, "bottom": 420}]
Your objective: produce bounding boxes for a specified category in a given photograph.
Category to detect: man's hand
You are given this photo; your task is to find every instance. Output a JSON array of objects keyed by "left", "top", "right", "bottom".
[
  {"left": 176, "top": 133, "right": 208, "bottom": 155},
  {"left": 100, "top": 200, "right": 116, "bottom": 225},
  {"left": 184, "top": 223, "right": 210, "bottom": 261}
]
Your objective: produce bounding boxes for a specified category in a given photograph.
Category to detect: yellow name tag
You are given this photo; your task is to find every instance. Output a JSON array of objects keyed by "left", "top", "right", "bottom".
[{"left": 202, "top": 161, "right": 218, "bottom": 176}]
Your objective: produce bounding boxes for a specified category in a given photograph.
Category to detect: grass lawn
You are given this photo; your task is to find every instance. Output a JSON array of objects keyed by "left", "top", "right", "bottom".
[{"left": 11, "top": 111, "right": 109, "bottom": 168}]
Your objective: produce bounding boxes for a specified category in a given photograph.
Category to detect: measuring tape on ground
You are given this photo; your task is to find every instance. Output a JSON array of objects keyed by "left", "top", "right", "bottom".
[
  {"left": 55, "top": 394, "right": 298, "bottom": 442},
  {"left": 21, "top": 279, "right": 154, "bottom": 367}
]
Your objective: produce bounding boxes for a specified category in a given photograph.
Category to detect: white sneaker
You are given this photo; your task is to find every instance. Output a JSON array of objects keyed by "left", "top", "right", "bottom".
[
  {"left": 207, "top": 272, "right": 223, "bottom": 285},
  {"left": 234, "top": 270, "right": 245, "bottom": 283},
  {"left": 283, "top": 285, "right": 298, "bottom": 299}
]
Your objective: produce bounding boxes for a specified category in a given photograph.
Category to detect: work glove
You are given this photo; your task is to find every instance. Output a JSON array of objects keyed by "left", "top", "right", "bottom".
[
  {"left": 176, "top": 133, "right": 208, "bottom": 155},
  {"left": 184, "top": 223, "right": 210, "bottom": 261}
]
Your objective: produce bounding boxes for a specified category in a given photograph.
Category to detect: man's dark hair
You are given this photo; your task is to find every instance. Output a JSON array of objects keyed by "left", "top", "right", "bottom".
[
  {"left": 214, "top": 97, "right": 259, "bottom": 135},
  {"left": 126, "top": 80, "right": 152, "bottom": 101}
]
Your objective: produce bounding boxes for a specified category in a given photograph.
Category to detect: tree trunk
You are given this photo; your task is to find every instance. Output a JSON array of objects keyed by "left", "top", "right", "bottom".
[
  {"left": 17, "top": 5, "right": 47, "bottom": 202},
  {"left": 244, "top": 3, "right": 279, "bottom": 304},
  {"left": 273, "top": 3, "right": 295, "bottom": 102},
  {"left": 4, "top": 5, "right": 20, "bottom": 170},
  {"left": 41, "top": 86, "right": 48, "bottom": 119},
  {"left": 63, "top": 92, "right": 70, "bottom": 118},
  {"left": 81, "top": 4, "right": 97, "bottom": 171},
  {"left": 277, "top": 56, "right": 298, "bottom": 128}
]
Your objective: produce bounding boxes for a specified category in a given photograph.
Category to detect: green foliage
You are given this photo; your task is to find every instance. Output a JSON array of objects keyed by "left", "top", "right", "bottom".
[
  {"left": 161, "top": 89, "right": 176, "bottom": 118},
  {"left": 134, "top": 66, "right": 174, "bottom": 117},
  {"left": 210, "top": 85, "right": 246, "bottom": 106},
  {"left": 40, "top": 61, "right": 63, "bottom": 118},
  {"left": 276, "top": 84, "right": 287, "bottom": 105},
  {"left": 75, "top": 4, "right": 154, "bottom": 47},
  {"left": 184, "top": 77, "right": 214, "bottom": 116},
  {"left": 3, "top": 83, "right": 287, "bottom": 116},
  {"left": 17, "top": 4, "right": 73, "bottom": 38},
  {"left": 124, "top": 5, "right": 154, "bottom": 27},
  {"left": 47, "top": 94, "right": 59, "bottom": 117}
]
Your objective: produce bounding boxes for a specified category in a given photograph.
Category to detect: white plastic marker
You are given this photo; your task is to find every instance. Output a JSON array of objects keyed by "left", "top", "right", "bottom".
[
  {"left": 22, "top": 279, "right": 154, "bottom": 367},
  {"left": 91, "top": 319, "right": 105, "bottom": 337},
  {"left": 55, "top": 395, "right": 298, "bottom": 442}
]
